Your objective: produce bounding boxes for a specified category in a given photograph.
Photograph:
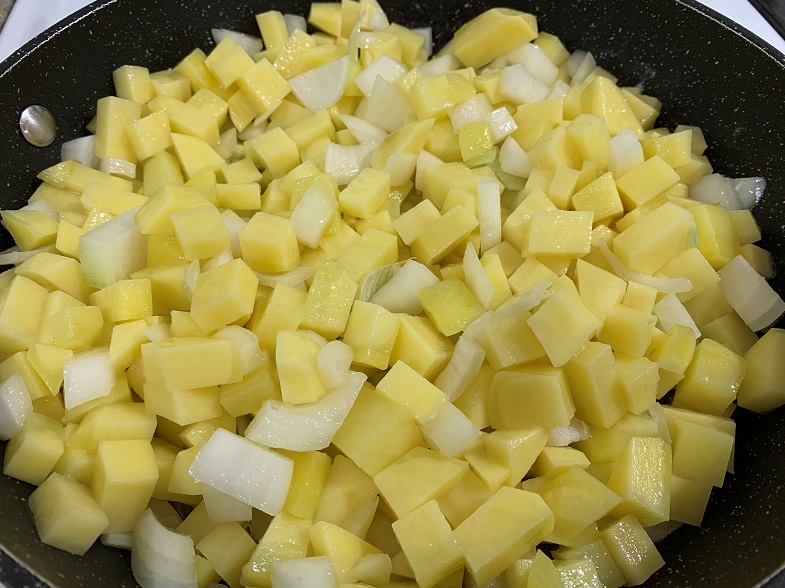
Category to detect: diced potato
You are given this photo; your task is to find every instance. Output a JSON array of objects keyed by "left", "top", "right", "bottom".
[
  {"left": 197, "top": 522, "right": 257, "bottom": 588},
  {"left": 670, "top": 418, "right": 733, "bottom": 488},
  {"left": 601, "top": 515, "right": 664, "bottom": 586},
  {"left": 485, "top": 428, "right": 548, "bottom": 486},
  {"left": 488, "top": 365, "right": 574, "bottom": 429},
  {"left": 241, "top": 512, "right": 312, "bottom": 588},
  {"left": 276, "top": 330, "right": 325, "bottom": 404},
  {"left": 336, "top": 228, "right": 398, "bottom": 283},
  {"left": 419, "top": 278, "right": 484, "bottom": 337},
  {"left": 300, "top": 260, "right": 358, "bottom": 339},
  {"left": 411, "top": 205, "right": 479, "bottom": 266},
  {"left": 3, "top": 416, "right": 64, "bottom": 485},
  {"left": 376, "top": 361, "right": 448, "bottom": 426},
  {"left": 564, "top": 342, "right": 625, "bottom": 429},
  {"left": 528, "top": 290, "right": 600, "bottom": 367},
  {"left": 314, "top": 454, "right": 376, "bottom": 536},
  {"left": 672, "top": 338, "right": 745, "bottom": 415},
  {"left": 190, "top": 259, "right": 258, "bottom": 333},
  {"left": 309, "top": 521, "right": 381, "bottom": 582},
  {"left": 737, "top": 328, "right": 785, "bottom": 413}
]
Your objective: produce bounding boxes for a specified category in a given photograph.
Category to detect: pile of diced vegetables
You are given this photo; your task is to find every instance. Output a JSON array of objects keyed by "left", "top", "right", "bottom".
[{"left": 1, "top": 1, "right": 784, "bottom": 586}]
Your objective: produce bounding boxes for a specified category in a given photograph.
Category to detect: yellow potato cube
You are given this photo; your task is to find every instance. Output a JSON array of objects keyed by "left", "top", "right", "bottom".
[
  {"left": 90, "top": 278, "right": 153, "bottom": 323},
  {"left": 215, "top": 183, "right": 261, "bottom": 210},
  {"left": 150, "top": 68, "right": 192, "bottom": 100},
  {"left": 0, "top": 351, "right": 49, "bottom": 401},
  {"left": 738, "top": 328, "right": 785, "bottom": 413},
  {"left": 131, "top": 264, "right": 191, "bottom": 316},
  {"left": 250, "top": 282, "right": 306, "bottom": 351},
  {"left": 197, "top": 523, "right": 257, "bottom": 588},
  {"left": 465, "top": 447, "right": 510, "bottom": 492},
  {"left": 580, "top": 77, "right": 642, "bottom": 137},
  {"left": 614, "top": 352, "right": 660, "bottom": 415},
  {"left": 188, "top": 87, "right": 229, "bottom": 127},
  {"left": 528, "top": 290, "right": 601, "bottom": 367},
  {"left": 670, "top": 475, "right": 712, "bottom": 526},
  {"left": 574, "top": 412, "right": 658, "bottom": 464},
  {"left": 80, "top": 183, "right": 148, "bottom": 216},
  {"left": 615, "top": 155, "right": 680, "bottom": 210},
  {"left": 246, "top": 127, "right": 301, "bottom": 179},
  {"left": 191, "top": 259, "right": 258, "bottom": 333},
  {"left": 171, "top": 133, "right": 225, "bottom": 180},
  {"left": 167, "top": 446, "right": 202, "bottom": 495},
  {"left": 281, "top": 450, "right": 331, "bottom": 520},
  {"left": 338, "top": 167, "right": 391, "bottom": 220},
  {"left": 454, "top": 486, "right": 553, "bottom": 586},
  {"left": 113, "top": 64, "right": 155, "bottom": 103},
  {"left": 28, "top": 473, "right": 109, "bottom": 555},
  {"left": 419, "top": 278, "right": 485, "bottom": 337},
  {"left": 300, "top": 261, "right": 358, "bottom": 339},
  {"left": 488, "top": 366, "right": 574, "bottom": 430},
  {"left": 436, "top": 470, "right": 493, "bottom": 528},
  {"left": 205, "top": 37, "right": 256, "bottom": 87},
  {"left": 692, "top": 204, "right": 737, "bottom": 270},
  {"left": 276, "top": 330, "right": 325, "bottom": 404},
  {"left": 220, "top": 364, "right": 279, "bottom": 417},
  {"left": 27, "top": 343, "right": 73, "bottom": 395},
  {"left": 564, "top": 342, "right": 625, "bottom": 429},
  {"left": 672, "top": 338, "right": 745, "bottom": 415},
  {"left": 601, "top": 515, "right": 664, "bottom": 586},
  {"left": 46, "top": 305, "right": 105, "bottom": 351},
  {"left": 170, "top": 206, "right": 231, "bottom": 262},
  {"left": 410, "top": 73, "right": 477, "bottom": 121},
  {"left": 533, "top": 447, "right": 591, "bottom": 478},
  {"left": 451, "top": 8, "right": 538, "bottom": 69},
  {"left": 523, "top": 210, "right": 593, "bottom": 257},
  {"left": 314, "top": 453, "right": 377, "bottom": 536},
  {"left": 336, "top": 228, "right": 398, "bottom": 283},
  {"left": 597, "top": 304, "right": 657, "bottom": 357},
  {"left": 475, "top": 311, "right": 547, "bottom": 370},
  {"left": 333, "top": 386, "right": 423, "bottom": 476},
  {"left": 459, "top": 122, "right": 494, "bottom": 162},
  {"left": 241, "top": 512, "right": 311, "bottom": 588},
  {"left": 376, "top": 361, "right": 448, "bottom": 426},
  {"left": 95, "top": 96, "right": 141, "bottom": 164},
  {"left": 148, "top": 95, "right": 219, "bottom": 144},
  {"left": 135, "top": 184, "right": 209, "bottom": 235},
  {"left": 553, "top": 540, "right": 625, "bottom": 588},
  {"left": 0, "top": 275, "right": 49, "bottom": 354},
  {"left": 3, "top": 419, "right": 64, "bottom": 485},
  {"left": 670, "top": 417, "right": 733, "bottom": 488},
  {"left": 310, "top": 521, "right": 381, "bottom": 582},
  {"left": 572, "top": 172, "right": 624, "bottom": 226},
  {"left": 343, "top": 301, "right": 400, "bottom": 370},
  {"left": 1, "top": 209, "right": 59, "bottom": 251},
  {"left": 574, "top": 259, "right": 626, "bottom": 323},
  {"left": 142, "top": 336, "right": 237, "bottom": 392},
  {"left": 142, "top": 151, "right": 185, "bottom": 196},
  {"left": 567, "top": 114, "right": 610, "bottom": 171},
  {"left": 389, "top": 315, "right": 453, "bottom": 381},
  {"left": 392, "top": 500, "right": 463, "bottom": 588},
  {"left": 484, "top": 428, "right": 548, "bottom": 487},
  {"left": 507, "top": 256, "right": 558, "bottom": 295},
  {"left": 239, "top": 212, "right": 300, "bottom": 274},
  {"left": 728, "top": 209, "right": 761, "bottom": 245},
  {"left": 92, "top": 439, "right": 158, "bottom": 533}
]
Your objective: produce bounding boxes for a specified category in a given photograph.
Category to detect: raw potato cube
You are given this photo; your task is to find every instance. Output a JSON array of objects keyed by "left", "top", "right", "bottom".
[
  {"left": 601, "top": 515, "right": 664, "bottom": 586},
  {"left": 339, "top": 168, "right": 392, "bottom": 220},
  {"left": 488, "top": 366, "right": 574, "bottom": 430},
  {"left": 693, "top": 204, "right": 737, "bottom": 270},
  {"left": 3, "top": 420, "right": 64, "bottom": 485},
  {"left": 523, "top": 210, "right": 593, "bottom": 257},
  {"left": 171, "top": 133, "right": 225, "bottom": 180},
  {"left": 454, "top": 487, "right": 553, "bottom": 586},
  {"left": 485, "top": 428, "right": 549, "bottom": 486},
  {"left": 0, "top": 275, "right": 49, "bottom": 355},
  {"left": 554, "top": 539, "right": 625, "bottom": 588},
  {"left": 452, "top": 8, "right": 538, "bottom": 69},
  {"left": 614, "top": 352, "right": 659, "bottom": 414},
  {"left": 411, "top": 205, "right": 479, "bottom": 266},
  {"left": 241, "top": 512, "right": 311, "bottom": 588},
  {"left": 28, "top": 473, "right": 109, "bottom": 555},
  {"left": 64, "top": 402, "right": 156, "bottom": 451},
  {"left": 246, "top": 127, "right": 301, "bottom": 179},
  {"left": 376, "top": 361, "right": 447, "bottom": 426},
  {"left": 615, "top": 155, "right": 680, "bottom": 210},
  {"left": 314, "top": 454, "right": 376, "bottom": 536},
  {"left": 670, "top": 475, "right": 713, "bottom": 526},
  {"left": 251, "top": 282, "right": 307, "bottom": 351},
  {"left": 580, "top": 77, "right": 642, "bottom": 137},
  {"left": 0, "top": 351, "right": 49, "bottom": 401},
  {"left": 113, "top": 64, "right": 155, "bottom": 103},
  {"left": 90, "top": 278, "right": 153, "bottom": 323},
  {"left": 300, "top": 261, "right": 358, "bottom": 340},
  {"left": 135, "top": 184, "right": 209, "bottom": 235},
  {"left": 27, "top": 343, "right": 73, "bottom": 394},
  {"left": 197, "top": 522, "right": 257, "bottom": 588},
  {"left": 191, "top": 259, "right": 258, "bottom": 333},
  {"left": 437, "top": 470, "right": 493, "bottom": 528},
  {"left": 597, "top": 304, "right": 656, "bottom": 358},
  {"left": 656, "top": 247, "right": 719, "bottom": 302},
  {"left": 282, "top": 450, "right": 331, "bottom": 521},
  {"left": 528, "top": 290, "right": 600, "bottom": 367},
  {"left": 564, "top": 341, "right": 626, "bottom": 429},
  {"left": 465, "top": 448, "right": 510, "bottom": 492},
  {"left": 392, "top": 200, "right": 442, "bottom": 245},
  {"left": 575, "top": 258, "right": 626, "bottom": 323},
  {"left": 95, "top": 96, "right": 141, "bottom": 164},
  {"left": 92, "top": 439, "right": 158, "bottom": 533},
  {"left": 533, "top": 447, "right": 591, "bottom": 478},
  {"left": 240, "top": 212, "right": 300, "bottom": 274},
  {"left": 171, "top": 205, "right": 230, "bottom": 262},
  {"left": 672, "top": 338, "right": 745, "bottom": 415},
  {"left": 647, "top": 324, "right": 696, "bottom": 375},
  {"left": 342, "top": 301, "right": 399, "bottom": 369},
  {"left": 392, "top": 500, "right": 463, "bottom": 588},
  {"left": 310, "top": 521, "right": 381, "bottom": 582},
  {"left": 475, "top": 311, "right": 547, "bottom": 370},
  {"left": 216, "top": 183, "right": 262, "bottom": 210},
  {"left": 142, "top": 337, "right": 237, "bottom": 391},
  {"left": 410, "top": 74, "right": 477, "bottom": 121},
  {"left": 738, "top": 328, "right": 785, "bottom": 413},
  {"left": 45, "top": 304, "right": 105, "bottom": 352},
  {"left": 419, "top": 279, "right": 485, "bottom": 337},
  {"left": 389, "top": 315, "right": 453, "bottom": 381},
  {"left": 336, "top": 228, "right": 399, "bottom": 283},
  {"left": 572, "top": 172, "right": 624, "bottom": 225},
  {"left": 276, "top": 330, "right": 325, "bottom": 405},
  {"left": 670, "top": 418, "right": 733, "bottom": 488},
  {"left": 373, "top": 447, "right": 468, "bottom": 518},
  {"left": 574, "top": 412, "right": 658, "bottom": 464}
]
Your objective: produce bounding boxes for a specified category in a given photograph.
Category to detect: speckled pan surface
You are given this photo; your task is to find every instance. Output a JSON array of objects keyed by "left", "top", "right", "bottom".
[{"left": 1, "top": 0, "right": 785, "bottom": 586}]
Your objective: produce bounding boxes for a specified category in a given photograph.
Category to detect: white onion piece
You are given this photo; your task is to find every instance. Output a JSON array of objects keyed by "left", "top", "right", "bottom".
[
  {"left": 415, "top": 149, "right": 444, "bottom": 192},
  {"left": 325, "top": 141, "right": 377, "bottom": 185},
  {"left": 690, "top": 173, "right": 741, "bottom": 210},
  {"left": 717, "top": 255, "right": 785, "bottom": 331},
  {"left": 420, "top": 401, "right": 481, "bottom": 457},
  {"left": 100, "top": 157, "right": 136, "bottom": 179},
  {"left": 504, "top": 43, "right": 558, "bottom": 85},
  {"left": 549, "top": 79, "right": 570, "bottom": 100},
  {"left": 370, "top": 259, "right": 440, "bottom": 314},
  {"left": 360, "top": 77, "right": 412, "bottom": 133},
  {"left": 419, "top": 53, "right": 461, "bottom": 76},
  {"left": 500, "top": 64, "right": 550, "bottom": 104},
  {"left": 464, "top": 242, "right": 494, "bottom": 309},
  {"left": 599, "top": 241, "right": 693, "bottom": 294},
  {"left": 201, "top": 249, "right": 233, "bottom": 271},
  {"left": 359, "top": 0, "right": 389, "bottom": 30},
  {"left": 733, "top": 177, "right": 766, "bottom": 210},
  {"left": 214, "top": 326, "right": 265, "bottom": 377},
  {"left": 339, "top": 114, "right": 388, "bottom": 144},
  {"left": 653, "top": 293, "right": 701, "bottom": 338},
  {"left": 648, "top": 403, "right": 672, "bottom": 445},
  {"left": 463, "top": 310, "right": 495, "bottom": 341},
  {"left": 144, "top": 324, "right": 171, "bottom": 342},
  {"left": 272, "top": 557, "right": 336, "bottom": 588},
  {"left": 182, "top": 260, "right": 200, "bottom": 303},
  {"left": 221, "top": 210, "right": 246, "bottom": 258},
  {"left": 289, "top": 55, "right": 353, "bottom": 112},
  {"left": 283, "top": 14, "right": 307, "bottom": 35},
  {"left": 566, "top": 50, "right": 596, "bottom": 84},
  {"left": 61, "top": 135, "right": 99, "bottom": 168},
  {"left": 211, "top": 29, "right": 263, "bottom": 56},
  {"left": 353, "top": 55, "right": 407, "bottom": 98},
  {"left": 486, "top": 107, "right": 518, "bottom": 143},
  {"left": 434, "top": 337, "right": 486, "bottom": 401},
  {"left": 608, "top": 128, "right": 644, "bottom": 177},
  {"left": 202, "top": 484, "right": 253, "bottom": 524},
  {"left": 244, "top": 371, "right": 367, "bottom": 452},
  {"left": 80, "top": 206, "right": 147, "bottom": 289},
  {"left": 0, "top": 244, "right": 56, "bottom": 266},
  {"left": 449, "top": 94, "right": 493, "bottom": 133},
  {"left": 131, "top": 509, "right": 197, "bottom": 588},
  {"left": 63, "top": 348, "right": 116, "bottom": 410},
  {"left": 412, "top": 27, "right": 433, "bottom": 56},
  {"left": 189, "top": 428, "right": 294, "bottom": 515},
  {"left": 384, "top": 152, "right": 418, "bottom": 186},
  {"left": 346, "top": 553, "right": 392, "bottom": 586},
  {"left": 499, "top": 137, "right": 531, "bottom": 178},
  {"left": 547, "top": 418, "right": 590, "bottom": 447},
  {"left": 495, "top": 281, "right": 550, "bottom": 319},
  {"left": 358, "top": 262, "right": 402, "bottom": 302},
  {"left": 0, "top": 373, "right": 31, "bottom": 440},
  {"left": 22, "top": 200, "right": 58, "bottom": 221},
  {"left": 318, "top": 340, "right": 354, "bottom": 389},
  {"left": 291, "top": 178, "right": 339, "bottom": 248},
  {"left": 478, "top": 180, "right": 502, "bottom": 253},
  {"left": 255, "top": 266, "right": 314, "bottom": 289},
  {"left": 102, "top": 532, "right": 134, "bottom": 550},
  {"left": 214, "top": 128, "right": 239, "bottom": 160},
  {"left": 238, "top": 119, "right": 269, "bottom": 142}
]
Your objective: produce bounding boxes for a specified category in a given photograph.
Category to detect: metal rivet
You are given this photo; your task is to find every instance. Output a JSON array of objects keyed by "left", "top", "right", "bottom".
[{"left": 18, "top": 105, "right": 57, "bottom": 148}]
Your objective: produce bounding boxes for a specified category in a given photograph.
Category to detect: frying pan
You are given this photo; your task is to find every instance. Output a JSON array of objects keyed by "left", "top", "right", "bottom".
[{"left": 1, "top": 0, "right": 785, "bottom": 586}]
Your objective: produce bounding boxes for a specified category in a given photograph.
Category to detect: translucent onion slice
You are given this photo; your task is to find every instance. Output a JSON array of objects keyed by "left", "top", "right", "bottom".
[
  {"left": 100, "top": 157, "right": 136, "bottom": 179},
  {"left": 499, "top": 137, "right": 531, "bottom": 178},
  {"left": 599, "top": 241, "right": 692, "bottom": 294},
  {"left": 189, "top": 428, "right": 294, "bottom": 515},
  {"left": 358, "top": 77, "right": 412, "bottom": 133},
  {"left": 449, "top": 94, "right": 493, "bottom": 133},
  {"left": 566, "top": 50, "right": 596, "bottom": 84},
  {"left": 0, "top": 244, "right": 56, "bottom": 266},
  {"left": 102, "top": 533, "right": 134, "bottom": 550},
  {"left": 339, "top": 114, "right": 388, "bottom": 144},
  {"left": 221, "top": 210, "right": 246, "bottom": 258},
  {"left": 504, "top": 43, "right": 559, "bottom": 85},
  {"left": 61, "top": 135, "right": 99, "bottom": 168},
  {"left": 201, "top": 484, "right": 253, "bottom": 524},
  {"left": 255, "top": 266, "right": 314, "bottom": 289},
  {"left": 290, "top": 176, "right": 339, "bottom": 248},
  {"left": 214, "top": 326, "right": 265, "bottom": 378},
  {"left": 358, "top": 262, "right": 403, "bottom": 302},
  {"left": 420, "top": 401, "right": 481, "bottom": 457},
  {"left": 210, "top": 28, "right": 263, "bottom": 56},
  {"left": 131, "top": 509, "right": 197, "bottom": 588},
  {"left": 244, "top": 371, "right": 367, "bottom": 452},
  {"left": 201, "top": 249, "right": 233, "bottom": 271},
  {"left": 21, "top": 199, "right": 58, "bottom": 220},
  {"left": 411, "top": 27, "right": 433, "bottom": 56},
  {"left": 0, "top": 372, "right": 31, "bottom": 441},
  {"left": 690, "top": 173, "right": 741, "bottom": 210},
  {"left": 283, "top": 14, "right": 307, "bottom": 35},
  {"left": 463, "top": 242, "right": 494, "bottom": 309},
  {"left": 353, "top": 55, "right": 407, "bottom": 97},
  {"left": 419, "top": 53, "right": 461, "bottom": 76},
  {"left": 733, "top": 177, "right": 766, "bottom": 210},
  {"left": 144, "top": 324, "right": 170, "bottom": 342},
  {"left": 608, "top": 128, "right": 644, "bottom": 177},
  {"left": 499, "top": 64, "right": 550, "bottom": 104},
  {"left": 434, "top": 337, "right": 487, "bottom": 401},
  {"left": 370, "top": 259, "right": 440, "bottom": 315},
  {"left": 271, "top": 557, "right": 336, "bottom": 588},
  {"left": 653, "top": 293, "right": 701, "bottom": 338},
  {"left": 486, "top": 107, "right": 518, "bottom": 143},
  {"left": 547, "top": 418, "right": 590, "bottom": 447},
  {"left": 317, "top": 340, "right": 355, "bottom": 389},
  {"left": 80, "top": 206, "right": 146, "bottom": 289},
  {"left": 717, "top": 255, "right": 785, "bottom": 331},
  {"left": 325, "top": 141, "right": 378, "bottom": 185},
  {"left": 63, "top": 348, "right": 116, "bottom": 410},
  {"left": 289, "top": 55, "right": 353, "bottom": 112},
  {"left": 478, "top": 180, "right": 502, "bottom": 253}
]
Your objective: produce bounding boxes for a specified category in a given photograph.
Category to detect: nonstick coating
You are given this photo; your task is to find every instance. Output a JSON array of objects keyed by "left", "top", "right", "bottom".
[{"left": 1, "top": 0, "right": 785, "bottom": 586}]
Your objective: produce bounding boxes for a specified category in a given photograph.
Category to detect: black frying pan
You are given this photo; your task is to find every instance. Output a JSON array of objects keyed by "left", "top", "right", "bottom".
[{"left": 2, "top": 0, "right": 785, "bottom": 586}]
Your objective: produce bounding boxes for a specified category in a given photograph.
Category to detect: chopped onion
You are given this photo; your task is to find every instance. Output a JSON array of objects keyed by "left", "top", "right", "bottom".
[
  {"left": 214, "top": 326, "right": 265, "bottom": 377},
  {"left": 549, "top": 79, "right": 570, "bottom": 100},
  {"left": 63, "top": 348, "right": 116, "bottom": 410},
  {"left": 566, "top": 50, "right": 596, "bottom": 84},
  {"left": 419, "top": 53, "right": 461, "bottom": 76},
  {"left": 300, "top": 330, "right": 329, "bottom": 348},
  {"left": 486, "top": 107, "right": 518, "bottom": 143},
  {"left": 0, "top": 372, "right": 31, "bottom": 441},
  {"left": 648, "top": 403, "right": 671, "bottom": 445},
  {"left": 283, "top": 14, "right": 307, "bottom": 35},
  {"left": 449, "top": 94, "right": 493, "bottom": 133},
  {"left": 0, "top": 244, "right": 56, "bottom": 266},
  {"left": 608, "top": 128, "right": 644, "bottom": 177},
  {"left": 463, "top": 310, "right": 495, "bottom": 341},
  {"left": 291, "top": 176, "right": 339, "bottom": 248},
  {"left": 182, "top": 260, "right": 200, "bottom": 302},
  {"left": 370, "top": 259, "right": 440, "bottom": 314},
  {"left": 353, "top": 55, "right": 407, "bottom": 98},
  {"left": 464, "top": 242, "right": 494, "bottom": 309},
  {"left": 271, "top": 557, "right": 336, "bottom": 588},
  {"left": 415, "top": 150, "right": 444, "bottom": 192},
  {"left": 289, "top": 55, "right": 353, "bottom": 112},
  {"left": 131, "top": 509, "right": 197, "bottom": 588},
  {"left": 144, "top": 323, "right": 171, "bottom": 342},
  {"left": 733, "top": 177, "right": 766, "bottom": 210},
  {"left": 211, "top": 28, "right": 263, "bottom": 56},
  {"left": 189, "top": 428, "right": 294, "bottom": 515},
  {"left": 434, "top": 337, "right": 486, "bottom": 401},
  {"left": 238, "top": 119, "right": 269, "bottom": 142},
  {"left": 244, "top": 371, "right": 367, "bottom": 452},
  {"left": 717, "top": 255, "right": 785, "bottom": 331},
  {"left": 317, "top": 340, "right": 355, "bottom": 389},
  {"left": 359, "top": 0, "right": 389, "bottom": 30},
  {"left": 384, "top": 152, "right": 418, "bottom": 186},
  {"left": 339, "top": 114, "right": 388, "bottom": 144},
  {"left": 464, "top": 147, "right": 498, "bottom": 169},
  {"left": 80, "top": 206, "right": 147, "bottom": 289},
  {"left": 221, "top": 209, "right": 246, "bottom": 258},
  {"left": 214, "top": 128, "right": 239, "bottom": 161},
  {"left": 547, "top": 418, "right": 590, "bottom": 447},
  {"left": 504, "top": 43, "right": 558, "bottom": 85},
  {"left": 500, "top": 64, "right": 550, "bottom": 104},
  {"left": 360, "top": 77, "right": 412, "bottom": 133},
  {"left": 61, "top": 135, "right": 99, "bottom": 168},
  {"left": 21, "top": 199, "right": 58, "bottom": 220},
  {"left": 358, "top": 262, "right": 402, "bottom": 302},
  {"left": 325, "top": 141, "right": 377, "bottom": 185},
  {"left": 653, "top": 293, "right": 701, "bottom": 338},
  {"left": 690, "top": 173, "right": 741, "bottom": 210},
  {"left": 499, "top": 137, "right": 531, "bottom": 178},
  {"left": 599, "top": 241, "right": 693, "bottom": 294},
  {"left": 201, "top": 249, "right": 233, "bottom": 271},
  {"left": 201, "top": 484, "right": 253, "bottom": 524},
  {"left": 495, "top": 281, "right": 550, "bottom": 319},
  {"left": 478, "top": 180, "right": 502, "bottom": 253},
  {"left": 346, "top": 553, "right": 392, "bottom": 586},
  {"left": 412, "top": 27, "right": 433, "bottom": 56},
  {"left": 255, "top": 266, "right": 315, "bottom": 289},
  {"left": 420, "top": 401, "right": 481, "bottom": 457},
  {"left": 102, "top": 533, "right": 134, "bottom": 550},
  {"left": 100, "top": 157, "right": 136, "bottom": 179}
]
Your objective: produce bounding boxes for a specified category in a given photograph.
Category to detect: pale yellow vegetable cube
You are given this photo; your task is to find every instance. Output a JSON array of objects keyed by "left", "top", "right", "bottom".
[
  {"left": 171, "top": 133, "right": 225, "bottom": 180},
  {"left": 614, "top": 352, "right": 659, "bottom": 415},
  {"left": 574, "top": 412, "right": 658, "bottom": 464},
  {"left": 127, "top": 111, "right": 173, "bottom": 161},
  {"left": 1, "top": 209, "right": 59, "bottom": 251},
  {"left": 507, "top": 256, "right": 558, "bottom": 295},
  {"left": 502, "top": 190, "right": 556, "bottom": 252},
  {"left": 339, "top": 167, "right": 392, "bottom": 220},
  {"left": 728, "top": 209, "right": 761, "bottom": 245},
  {"left": 528, "top": 290, "right": 601, "bottom": 367},
  {"left": 465, "top": 448, "right": 510, "bottom": 492},
  {"left": 597, "top": 304, "right": 656, "bottom": 358},
  {"left": 419, "top": 278, "right": 484, "bottom": 337},
  {"left": 475, "top": 311, "right": 547, "bottom": 370},
  {"left": 190, "top": 259, "right": 258, "bottom": 333},
  {"left": 246, "top": 128, "right": 301, "bottom": 181},
  {"left": 454, "top": 486, "right": 553, "bottom": 586},
  {"left": 219, "top": 364, "right": 278, "bottom": 418},
  {"left": 564, "top": 341, "right": 625, "bottom": 429},
  {"left": 601, "top": 515, "right": 664, "bottom": 586},
  {"left": 239, "top": 212, "right": 300, "bottom": 274},
  {"left": 131, "top": 264, "right": 190, "bottom": 316},
  {"left": 389, "top": 315, "right": 453, "bottom": 381},
  {"left": 205, "top": 37, "right": 256, "bottom": 87},
  {"left": 451, "top": 8, "right": 538, "bottom": 69},
  {"left": 150, "top": 68, "right": 192, "bottom": 100},
  {"left": 0, "top": 351, "right": 49, "bottom": 401},
  {"left": 485, "top": 428, "right": 549, "bottom": 486},
  {"left": 300, "top": 260, "right": 358, "bottom": 339},
  {"left": 532, "top": 447, "right": 591, "bottom": 478},
  {"left": 80, "top": 183, "right": 148, "bottom": 217},
  {"left": 45, "top": 305, "right": 104, "bottom": 351},
  {"left": 391, "top": 200, "right": 441, "bottom": 245},
  {"left": 135, "top": 184, "right": 209, "bottom": 235},
  {"left": 170, "top": 205, "right": 231, "bottom": 262},
  {"left": 615, "top": 155, "right": 679, "bottom": 210},
  {"left": 197, "top": 522, "right": 257, "bottom": 588},
  {"left": 310, "top": 521, "right": 381, "bottom": 582},
  {"left": 336, "top": 228, "right": 398, "bottom": 283},
  {"left": 572, "top": 172, "right": 624, "bottom": 226},
  {"left": 95, "top": 96, "right": 141, "bottom": 164},
  {"left": 670, "top": 418, "right": 733, "bottom": 488},
  {"left": 142, "top": 336, "right": 237, "bottom": 391},
  {"left": 489, "top": 365, "right": 574, "bottom": 429},
  {"left": 276, "top": 330, "right": 325, "bottom": 404},
  {"left": 27, "top": 343, "right": 73, "bottom": 395},
  {"left": 0, "top": 276, "right": 49, "bottom": 354},
  {"left": 28, "top": 473, "right": 109, "bottom": 555},
  {"left": 166, "top": 446, "right": 201, "bottom": 495},
  {"left": 411, "top": 205, "right": 479, "bottom": 266},
  {"left": 672, "top": 338, "right": 745, "bottom": 415},
  {"left": 373, "top": 446, "right": 468, "bottom": 518},
  {"left": 737, "top": 328, "right": 785, "bottom": 413},
  {"left": 215, "top": 183, "right": 261, "bottom": 210},
  {"left": 90, "top": 278, "right": 153, "bottom": 323},
  {"left": 410, "top": 73, "right": 476, "bottom": 121},
  {"left": 554, "top": 539, "right": 625, "bottom": 588},
  {"left": 113, "top": 64, "right": 155, "bottom": 103},
  {"left": 314, "top": 454, "right": 376, "bottom": 536},
  {"left": 376, "top": 361, "right": 448, "bottom": 426},
  {"left": 3, "top": 417, "right": 64, "bottom": 485},
  {"left": 693, "top": 204, "right": 738, "bottom": 270},
  {"left": 669, "top": 475, "right": 712, "bottom": 526},
  {"left": 279, "top": 450, "right": 331, "bottom": 520},
  {"left": 343, "top": 301, "right": 399, "bottom": 369},
  {"left": 580, "top": 77, "right": 642, "bottom": 137},
  {"left": 436, "top": 470, "right": 493, "bottom": 528},
  {"left": 241, "top": 512, "right": 311, "bottom": 588},
  {"left": 250, "top": 282, "right": 306, "bottom": 351}
]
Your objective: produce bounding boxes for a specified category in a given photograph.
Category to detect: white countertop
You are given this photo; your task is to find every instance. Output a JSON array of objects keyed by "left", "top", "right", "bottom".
[{"left": 1, "top": 0, "right": 783, "bottom": 62}]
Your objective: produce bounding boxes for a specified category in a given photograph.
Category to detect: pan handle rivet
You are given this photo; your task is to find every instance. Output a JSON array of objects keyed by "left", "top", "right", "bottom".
[{"left": 19, "top": 105, "right": 57, "bottom": 148}]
